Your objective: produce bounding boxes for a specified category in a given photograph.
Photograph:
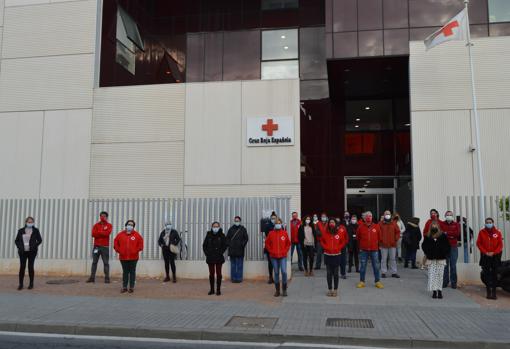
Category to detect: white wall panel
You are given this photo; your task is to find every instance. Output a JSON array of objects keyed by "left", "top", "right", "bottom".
[
  {"left": 93, "top": 84, "right": 185, "bottom": 143},
  {"left": 184, "top": 82, "right": 242, "bottom": 185},
  {"left": 0, "top": 111, "right": 43, "bottom": 198},
  {"left": 2, "top": 0, "right": 96, "bottom": 59},
  {"left": 241, "top": 79, "right": 300, "bottom": 185},
  {"left": 40, "top": 109, "right": 91, "bottom": 198},
  {"left": 0, "top": 54, "right": 94, "bottom": 111},
  {"left": 5, "top": 0, "right": 87, "bottom": 4},
  {"left": 89, "top": 142, "right": 184, "bottom": 198},
  {"left": 0, "top": 0, "right": 4, "bottom": 26}
]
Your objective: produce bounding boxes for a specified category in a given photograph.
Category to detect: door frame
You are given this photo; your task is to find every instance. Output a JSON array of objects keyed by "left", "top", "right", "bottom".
[{"left": 344, "top": 176, "right": 397, "bottom": 214}]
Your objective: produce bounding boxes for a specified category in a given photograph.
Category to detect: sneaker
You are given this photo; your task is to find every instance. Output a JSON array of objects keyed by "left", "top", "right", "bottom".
[
  {"left": 163, "top": 276, "right": 171, "bottom": 282},
  {"left": 451, "top": 284, "right": 457, "bottom": 289},
  {"left": 28, "top": 284, "right": 33, "bottom": 290},
  {"left": 391, "top": 274, "right": 400, "bottom": 278},
  {"left": 332, "top": 290, "right": 338, "bottom": 297},
  {"left": 121, "top": 288, "right": 128, "bottom": 294},
  {"left": 17, "top": 285, "right": 23, "bottom": 291},
  {"left": 341, "top": 275, "right": 347, "bottom": 280},
  {"left": 356, "top": 281, "right": 366, "bottom": 288},
  {"left": 375, "top": 281, "right": 384, "bottom": 289},
  {"left": 86, "top": 278, "right": 95, "bottom": 283},
  {"left": 411, "top": 266, "right": 418, "bottom": 269},
  {"left": 298, "top": 267, "right": 304, "bottom": 272},
  {"left": 327, "top": 290, "right": 333, "bottom": 296},
  {"left": 105, "top": 278, "right": 110, "bottom": 284},
  {"left": 309, "top": 271, "right": 314, "bottom": 276},
  {"left": 208, "top": 290, "right": 215, "bottom": 295},
  {"left": 381, "top": 274, "right": 386, "bottom": 278},
  {"left": 128, "top": 288, "right": 134, "bottom": 293}
]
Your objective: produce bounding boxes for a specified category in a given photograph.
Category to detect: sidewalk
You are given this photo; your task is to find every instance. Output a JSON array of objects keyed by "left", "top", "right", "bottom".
[{"left": 0, "top": 266, "right": 509, "bottom": 348}]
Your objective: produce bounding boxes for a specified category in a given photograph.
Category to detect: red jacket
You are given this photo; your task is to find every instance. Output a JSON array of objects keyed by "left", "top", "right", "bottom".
[
  {"left": 356, "top": 223, "right": 381, "bottom": 251},
  {"left": 265, "top": 229, "right": 291, "bottom": 259},
  {"left": 316, "top": 221, "right": 328, "bottom": 242},
  {"left": 379, "top": 221, "right": 400, "bottom": 248},
  {"left": 423, "top": 219, "right": 442, "bottom": 236},
  {"left": 440, "top": 221, "right": 461, "bottom": 247},
  {"left": 114, "top": 230, "right": 144, "bottom": 261},
  {"left": 290, "top": 218, "right": 301, "bottom": 244},
  {"left": 91, "top": 221, "right": 113, "bottom": 247},
  {"left": 476, "top": 228, "right": 503, "bottom": 255},
  {"left": 320, "top": 226, "right": 349, "bottom": 255}
]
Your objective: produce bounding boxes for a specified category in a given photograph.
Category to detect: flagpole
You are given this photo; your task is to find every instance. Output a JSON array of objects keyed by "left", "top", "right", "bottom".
[{"left": 464, "top": 0, "right": 486, "bottom": 227}]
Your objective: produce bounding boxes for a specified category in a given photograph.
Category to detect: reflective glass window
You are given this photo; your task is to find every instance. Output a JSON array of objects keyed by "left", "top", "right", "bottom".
[
  {"left": 383, "top": 0, "right": 409, "bottom": 29},
  {"left": 333, "top": 32, "right": 358, "bottom": 58},
  {"left": 333, "top": 0, "right": 357, "bottom": 32},
  {"left": 383, "top": 29, "right": 409, "bottom": 55},
  {"left": 359, "top": 30, "right": 383, "bottom": 57},
  {"left": 358, "top": 0, "right": 383, "bottom": 31},
  {"left": 262, "top": 29, "right": 299, "bottom": 60},
  {"left": 489, "top": 0, "right": 510, "bottom": 23},
  {"left": 261, "top": 60, "right": 299, "bottom": 80},
  {"left": 300, "top": 27, "right": 327, "bottom": 80},
  {"left": 223, "top": 30, "right": 261, "bottom": 81},
  {"left": 262, "top": 0, "right": 299, "bottom": 10}
]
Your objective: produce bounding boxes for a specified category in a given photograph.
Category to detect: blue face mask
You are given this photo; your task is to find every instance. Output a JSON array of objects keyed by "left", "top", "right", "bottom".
[
  {"left": 485, "top": 223, "right": 494, "bottom": 230},
  {"left": 212, "top": 227, "right": 220, "bottom": 234},
  {"left": 274, "top": 224, "right": 282, "bottom": 230},
  {"left": 234, "top": 221, "right": 241, "bottom": 226}
]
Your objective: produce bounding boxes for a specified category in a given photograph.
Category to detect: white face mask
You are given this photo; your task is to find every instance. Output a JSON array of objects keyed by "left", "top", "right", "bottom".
[
  {"left": 351, "top": 219, "right": 357, "bottom": 224},
  {"left": 26, "top": 223, "right": 34, "bottom": 228},
  {"left": 275, "top": 224, "right": 282, "bottom": 230},
  {"left": 305, "top": 219, "right": 311, "bottom": 224},
  {"left": 321, "top": 216, "right": 327, "bottom": 222},
  {"left": 234, "top": 221, "right": 241, "bottom": 226},
  {"left": 126, "top": 225, "right": 134, "bottom": 233},
  {"left": 445, "top": 215, "right": 454, "bottom": 222},
  {"left": 165, "top": 224, "right": 172, "bottom": 230},
  {"left": 212, "top": 227, "right": 220, "bottom": 234},
  {"left": 384, "top": 214, "right": 391, "bottom": 220}
]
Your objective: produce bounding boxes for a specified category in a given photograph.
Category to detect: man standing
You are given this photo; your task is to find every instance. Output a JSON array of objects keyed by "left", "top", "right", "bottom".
[
  {"left": 441, "top": 211, "right": 460, "bottom": 289},
  {"left": 339, "top": 212, "right": 351, "bottom": 279},
  {"left": 261, "top": 211, "right": 277, "bottom": 283},
  {"left": 379, "top": 210, "right": 401, "bottom": 278},
  {"left": 356, "top": 211, "right": 384, "bottom": 289},
  {"left": 226, "top": 216, "right": 249, "bottom": 283},
  {"left": 87, "top": 211, "right": 112, "bottom": 283},
  {"left": 289, "top": 212, "right": 303, "bottom": 271},
  {"left": 314, "top": 213, "right": 328, "bottom": 270},
  {"left": 347, "top": 214, "right": 360, "bottom": 273}
]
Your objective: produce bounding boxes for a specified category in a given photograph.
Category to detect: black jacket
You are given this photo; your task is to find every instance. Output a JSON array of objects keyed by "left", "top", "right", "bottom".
[
  {"left": 15, "top": 227, "right": 42, "bottom": 253},
  {"left": 422, "top": 233, "right": 451, "bottom": 260},
  {"left": 298, "top": 224, "right": 318, "bottom": 248},
  {"left": 158, "top": 229, "right": 181, "bottom": 252},
  {"left": 260, "top": 218, "right": 274, "bottom": 237},
  {"left": 203, "top": 229, "right": 227, "bottom": 264},
  {"left": 346, "top": 223, "right": 358, "bottom": 249},
  {"left": 403, "top": 222, "right": 422, "bottom": 250},
  {"left": 226, "top": 225, "right": 249, "bottom": 257}
]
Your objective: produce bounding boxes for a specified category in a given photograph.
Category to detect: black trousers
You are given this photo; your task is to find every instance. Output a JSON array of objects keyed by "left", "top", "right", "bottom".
[
  {"left": 265, "top": 251, "right": 273, "bottom": 279},
  {"left": 326, "top": 264, "right": 339, "bottom": 290},
  {"left": 90, "top": 246, "right": 110, "bottom": 279},
  {"left": 19, "top": 250, "right": 37, "bottom": 286},
  {"left": 162, "top": 248, "right": 176, "bottom": 278},
  {"left": 482, "top": 265, "right": 498, "bottom": 288},
  {"left": 302, "top": 245, "right": 315, "bottom": 272},
  {"left": 348, "top": 243, "right": 359, "bottom": 270},
  {"left": 120, "top": 260, "right": 138, "bottom": 289}
]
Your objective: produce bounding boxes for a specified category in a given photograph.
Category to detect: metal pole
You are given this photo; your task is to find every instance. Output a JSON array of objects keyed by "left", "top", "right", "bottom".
[{"left": 464, "top": 0, "right": 486, "bottom": 224}]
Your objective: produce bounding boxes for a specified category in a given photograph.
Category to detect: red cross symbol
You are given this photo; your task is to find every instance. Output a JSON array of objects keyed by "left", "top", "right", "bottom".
[
  {"left": 262, "top": 119, "right": 278, "bottom": 136},
  {"left": 440, "top": 20, "right": 459, "bottom": 37}
]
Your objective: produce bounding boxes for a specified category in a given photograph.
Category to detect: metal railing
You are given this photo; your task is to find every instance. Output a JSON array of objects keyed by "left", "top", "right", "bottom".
[
  {"left": 447, "top": 195, "right": 510, "bottom": 263},
  {"left": 0, "top": 197, "right": 290, "bottom": 261}
]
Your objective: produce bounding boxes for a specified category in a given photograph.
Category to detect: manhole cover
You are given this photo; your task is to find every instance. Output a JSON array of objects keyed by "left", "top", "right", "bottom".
[
  {"left": 326, "top": 318, "right": 374, "bottom": 329},
  {"left": 225, "top": 316, "right": 278, "bottom": 329},
  {"left": 46, "top": 279, "right": 80, "bottom": 285}
]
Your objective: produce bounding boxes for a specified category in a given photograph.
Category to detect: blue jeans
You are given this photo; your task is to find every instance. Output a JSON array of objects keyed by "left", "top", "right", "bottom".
[
  {"left": 315, "top": 242, "right": 323, "bottom": 269},
  {"left": 359, "top": 250, "right": 381, "bottom": 283},
  {"left": 405, "top": 249, "right": 417, "bottom": 267},
  {"left": 291, "top": 243, "right": 303, "bottom": 269},
  {"left": 230, "top": 256, "right": 244, "bottom": 282},
  {"left": 340, "top": 247, "right": 347, "bottom": 276},
  {"left": 271, "top": 257, "right": 288, "bottom": 285},
  {"left": 443, "top": 246, "right": 458, "bottom": 287}
]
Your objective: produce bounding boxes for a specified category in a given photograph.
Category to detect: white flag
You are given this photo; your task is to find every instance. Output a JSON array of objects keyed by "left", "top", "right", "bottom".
[{"left": 424, "top": 8, "right": 468, "bottom": 50}]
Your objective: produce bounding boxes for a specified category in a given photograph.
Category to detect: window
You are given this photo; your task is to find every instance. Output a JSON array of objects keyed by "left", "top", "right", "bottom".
[
  {"left": 117, "top": 6, "right": 144, "bottom": 51},
  {"left": 489, "top": 0, "right": 510, "bottom": 23},
  {"left": 115, "top": 6, "right": 144, "bottom": 75},
  {"left": 262, "top": 0, "right": 299, "bottom": 11},
  {"left": 261, "top": 29, "right": 299, "bottom": 80}
]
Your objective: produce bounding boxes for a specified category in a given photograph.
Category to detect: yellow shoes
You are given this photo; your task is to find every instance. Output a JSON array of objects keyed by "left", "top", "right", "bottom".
[
  {"left": 375, "top": 281, "right": 384, "bottom": 289},
  {"left": 356, "top": 281, "right": 365, "bottom": 288}
]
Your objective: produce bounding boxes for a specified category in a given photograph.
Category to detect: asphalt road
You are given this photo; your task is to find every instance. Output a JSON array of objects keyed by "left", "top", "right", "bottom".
[{"left": 0, "top": 332, "right": 392, "bottom": 349}]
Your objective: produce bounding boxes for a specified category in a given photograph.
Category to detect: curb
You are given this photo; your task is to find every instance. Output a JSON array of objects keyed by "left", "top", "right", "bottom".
[{"left": 0, "top": 322, "right": 508, "bottom": 349}]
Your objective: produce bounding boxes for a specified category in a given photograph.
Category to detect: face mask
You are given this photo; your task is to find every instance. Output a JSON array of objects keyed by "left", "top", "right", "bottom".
[
  {"left": 431, "top": 213, "right": 438, "bottom": 219},
  {"left": 321, "top": 216, "right": 327, "bottom": 222},
  {"left": 100, "top": 216, "right": 107, "bottom": 222},
  {"left": 329, "top": 223, "right": 336, "bottom": 228},
  {"left": 305, "top": 219, "right": 311, "bottom": 224},
  {"left": 485, "top": 223, "right": 494, "bottom": 230},
  {"left": 384, "top": 214, "right": 391, "bottom": 220},
  {"left": 292, "top": 215, "right": 298, "bottom": 220},
  {"left": 344, "top": 214, "right": 350, "bottom": 219},
  {"left": 275, "top": 224, "right": 282, "bottom": 230},
  {"left": 126, "top": 225, "right": 134, "bottom": 233},
  {"left": 431, "top": 228, "right": 438, "bottom": 233},
  {"left": 270, "top": 218, "right": 276, "bottom": 224},
  {"left": 351, "top": 219, "right": 357, "bottom": 224},
  {"left": 212, "top": 227, "right": 220, "bottom": 234},
  {"left": 165, "top": 224, "right": 172, "bottom": 230},
  {"left": 365, "top": 217, "right": 373, "bottom": 223},
  {"left": 234, "top": 221, "right": 241, "bottom": 226},
  {"left": 26, "top": 223, "right": 34, "bottom": 228},
  {"left": 445, "top": 216, "right": 454, "bottom": 222}
]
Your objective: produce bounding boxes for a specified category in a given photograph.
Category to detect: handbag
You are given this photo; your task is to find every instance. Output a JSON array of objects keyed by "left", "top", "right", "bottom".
[{"left": 170, "top": 243, "right": 179, "bottom": 254}]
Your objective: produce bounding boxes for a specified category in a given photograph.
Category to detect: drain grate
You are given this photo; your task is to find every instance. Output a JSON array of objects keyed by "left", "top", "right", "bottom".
[
  {"left": 46, "top": 279, "right": 80, "bottom": 285},
  {"left": 326, "top": 318, "right": 374, "bottom": 329},
  {"left": 225, "top": 316, "right": 278, "bottom": 329}
]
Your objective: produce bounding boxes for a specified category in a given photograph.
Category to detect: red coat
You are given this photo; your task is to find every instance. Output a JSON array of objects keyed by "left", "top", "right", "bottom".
[
  {"left": 114, "top": 230, "right": 144, "bottom": 261},
  {"left": 440, "top": 221, "right": 461, "bottom": 247},
  {"left": 356, "top": 223, "right": 381, "bottom": 251},
  {"left": 379, "top": 221, "right": 400, "bottom": 248},
  {"left": 320, "top": 226, "right": 349, "bottom": 255},
  {"left": 265, "top": 229, "right": 291, "bottom": 259},
  {"left": 91, "top": 221, "right": 112, "bottom": 247},
  {"left": 290, "top": 218, "right": 301, "bottom": 244},
  {"left": 476, "top": 228, "right": 503, "bottom": 255},
  {"left": 316, "top": 221, "right": 328, "bottom": 242}
]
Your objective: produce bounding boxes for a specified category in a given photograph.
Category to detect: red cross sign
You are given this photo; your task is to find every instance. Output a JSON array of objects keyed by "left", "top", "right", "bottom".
[
  {"left": 262, "top": 119, "right": 278, "bottom": 136},
  {"left": 440, "top": 20, "right": 459, "bottom": 37}
]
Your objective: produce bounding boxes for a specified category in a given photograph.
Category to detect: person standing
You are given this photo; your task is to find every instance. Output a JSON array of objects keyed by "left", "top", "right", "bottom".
[
  {"left": 421, "top": 222, "right": 450, "bottom": 299},
  {"left": 403, "top": 217, "right": 421, "bottom": 269},
  {"left": 356, "top": 211, "right": 383, "bottom": 289},
  {"left": 226, "top": 216, "right": 249, "bottom": 283},
  {"left": 261, "top": 212, "right": 277, "bottom": 284},
  {"left": 265, "top": 218, "right": 291, "bottom": 297},
  {"left": 421, "top": 209, "right": 442, "bottom": 269},
  {"left": 321, "top": 219, "right": 349, "bottom": 297},
  {"left": 114, "top": 220, "right": 144, "bottom": 294},
  {"left": 298, "top": 216, "right": 317, "bottom": 276},
  {"left": 393, "top": 212, "right": 406, "bottom": 262},
  {"left": 86, "top": 211, "right": 112, "bottom": 284},
  {"left": 441, "top": 211, "right": 461, "bottom": 289},
  {"left": 314, "top": 213, "right": 328, "bottom": 270},
  {"left": 203, "top": 222, "right": 227, "bottom": 295},
  {"left": 15, "top": 217, "right": 42, "bottom": 290},
  {"left": 338, "top": 214, "right": 350, "bottom": 279},
  {"left": 158, "top": 220, "right": 181, "bottom": 283},
  {"left": 477, "top": 218, "right": 503, "bottom": 300},
  {"left": 289, "top": 212, "right": 303, "bottom": 272},
  {"left": 347, "top": 214, "right": 360, "bottom": 273},
  {"left": 379, "top": 210, "right": 401, "bottom": 278}
]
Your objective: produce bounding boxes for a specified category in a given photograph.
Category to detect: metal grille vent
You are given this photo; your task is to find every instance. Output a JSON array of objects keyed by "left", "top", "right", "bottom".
[
  {"left": 326, "top": 318, "right": 374, "bottom": 329},
  {"left": 225, "top": 316, "right": 278, "bottom": 329},
  {"left": 46, "top": 279, "right": 80, "bottom": 285}
]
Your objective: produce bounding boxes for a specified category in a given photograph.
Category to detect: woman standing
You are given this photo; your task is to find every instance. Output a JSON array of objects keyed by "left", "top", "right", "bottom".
[
  {"left": 114, "top": 220, "right": 144, "bottom": 293},
  {"left": 265, "top": 218, "right": 291, "bottom": 297},
  {"left": 158, "top": 220, "right": 181, "bottom": 283},
  {"left": 347, "top": 215, "right": 359, "bottom": 273},
  {"left": 477, "top": 218, "right": 503, "bottom": 300},
  {"left": 15, "top": 217, "right": 42, "bottom": 290},
  {"left": 321, "top": 219, "right": 349, "bottom": 297},
  {"left": 403, "top": 217, "right": 422, "bottom": 269},
  {"left": 298, "top": 216, "right": 317, "bottom": 276},
  {"left": 203, "top": 222, "right": 227, "bottom": 295},
  {"left": 421, "top": 222, "right": 450, "bottom": 299}
]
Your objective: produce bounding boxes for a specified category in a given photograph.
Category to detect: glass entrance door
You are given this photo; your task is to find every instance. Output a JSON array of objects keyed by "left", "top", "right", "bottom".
[{"left": 345, "top": 177, "right": 395, "bottom": 220}]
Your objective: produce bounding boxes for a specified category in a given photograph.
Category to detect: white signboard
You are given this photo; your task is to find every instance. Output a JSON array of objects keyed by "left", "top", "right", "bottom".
[{"left": 247, "top": 117, "right": 294, "bottom": 147}]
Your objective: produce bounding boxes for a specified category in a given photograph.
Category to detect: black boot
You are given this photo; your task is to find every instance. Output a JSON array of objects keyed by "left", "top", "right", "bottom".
[
  {"left": 437, "top": 290, "right": 443, "bottom": 299},
  {"left": 432, "top": 291, "right": 437, "bottom": 298},
  {"left": 489, "top": 288, "right": 497, "bottom": 300},
  {"left": 17, "top": 284, "right": 23, "bottom": 291},
  {"left": 208, "top": 276, "right": 215, "bottom": 295},
  {"left": 274, "top": 283, "right": 280, "bottom": 297},
  {"left": 216, "top": 278, "right": 222, "bottom": 296},
  {"left": 348, "top": 267, "right": 352, "bottom": 273},
  {"left": 282, "top": 283, "right": 288, "bottom": 297},
  {"left": 486, "top": 287, "right": 492, "bottom": 299},
  {"left": 268, "top": 274, "right": 274, "bottom": 284},
  {"left": 28, "top": 281, "right": 34, "bottom": 290}
]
